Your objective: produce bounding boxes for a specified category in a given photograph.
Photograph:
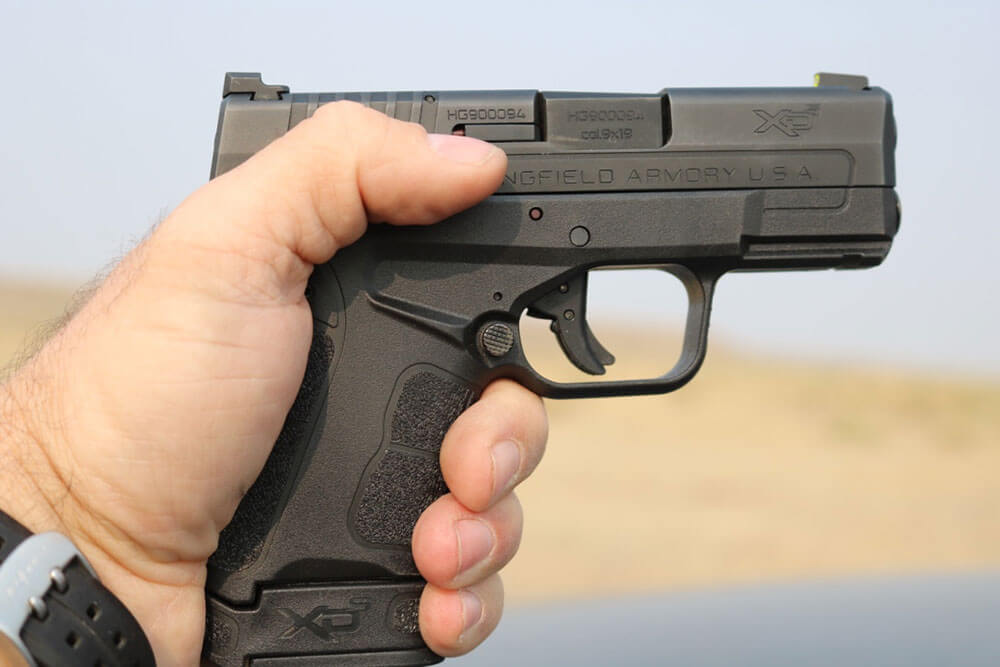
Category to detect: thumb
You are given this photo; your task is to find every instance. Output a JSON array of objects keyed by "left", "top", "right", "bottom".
[{"left": 154, "top": 100, "right": 506, "bottom": 299}]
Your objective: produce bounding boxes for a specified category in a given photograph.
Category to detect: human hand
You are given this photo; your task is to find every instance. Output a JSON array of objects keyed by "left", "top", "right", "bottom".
[{"left": 0, "top": 102, "right": 547, "bottom": 665}]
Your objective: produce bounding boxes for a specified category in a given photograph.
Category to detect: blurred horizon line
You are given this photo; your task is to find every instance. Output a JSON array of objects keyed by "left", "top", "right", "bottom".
[{"left": 3, "top": 272, "right": 997, "bottom": 383}]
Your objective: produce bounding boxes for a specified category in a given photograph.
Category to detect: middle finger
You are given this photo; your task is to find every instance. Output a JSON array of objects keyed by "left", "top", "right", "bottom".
[{"left": 412, "top": 491, "right": 523, "bottom": 589}]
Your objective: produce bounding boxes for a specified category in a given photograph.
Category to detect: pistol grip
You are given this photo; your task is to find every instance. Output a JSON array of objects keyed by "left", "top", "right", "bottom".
[{"left": 203, "top": 260, "right": 482, "bottom": 666}]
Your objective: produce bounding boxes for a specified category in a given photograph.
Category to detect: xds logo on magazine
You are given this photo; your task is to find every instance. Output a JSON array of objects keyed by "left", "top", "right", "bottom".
[{"left": 277, "top": 598, "right": 371, "bottom": 642}]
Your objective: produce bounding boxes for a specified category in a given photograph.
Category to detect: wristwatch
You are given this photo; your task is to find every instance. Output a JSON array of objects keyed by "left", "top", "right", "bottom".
[{"left": 0, "top": 509, "right": 155, "bottom": 666}]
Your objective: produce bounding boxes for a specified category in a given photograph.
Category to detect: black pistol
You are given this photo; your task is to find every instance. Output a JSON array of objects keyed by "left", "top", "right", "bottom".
[{"left": 203, "top": 72, "right": 898, "bottom": 666}]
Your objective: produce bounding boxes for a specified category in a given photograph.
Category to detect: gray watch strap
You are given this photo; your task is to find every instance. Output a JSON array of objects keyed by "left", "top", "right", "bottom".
[
  {"left": 0, "top": 532, "right": 96, "bottom": 666},
  {"left": 0, "top": 510, "right": 156, "bottom": 666}
]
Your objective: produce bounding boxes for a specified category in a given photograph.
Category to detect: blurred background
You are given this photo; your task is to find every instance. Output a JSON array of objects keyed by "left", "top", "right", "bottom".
[{"left": 2, "top": 0, "right": 998, "bottom": 664}]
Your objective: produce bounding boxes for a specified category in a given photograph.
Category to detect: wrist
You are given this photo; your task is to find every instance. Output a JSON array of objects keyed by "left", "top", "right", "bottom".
[
  {"left": 0, "top": 352, "right": 136, "bottom": 593},
  {"left": 1, "top": 343, "right": 209, "bottom": 665},
  {"left": 0, "top": 359, "right": 165, "bottom": 663},
  {"left": 0, "top": 360, "right": 71, "bottom": 542},
  {"left": 0, "top": 351, "right": 137, "bottom": 589},
  {"left": 0, "top": 494, "right": 156, "bottom": 666}
]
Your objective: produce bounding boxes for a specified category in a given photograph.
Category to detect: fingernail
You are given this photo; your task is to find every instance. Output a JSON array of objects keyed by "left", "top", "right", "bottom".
[
  {"left": 460, "top": 590, "right": 484, "bottom": 635},
  {"left": 490, "top": 439, "right": 521, "bottom": 502},
  {"left": 456, "top": 519, "right": 494, "bottom": 574},
  {"left": 427, "top": 133, "right": 499, "bottom": 165}
]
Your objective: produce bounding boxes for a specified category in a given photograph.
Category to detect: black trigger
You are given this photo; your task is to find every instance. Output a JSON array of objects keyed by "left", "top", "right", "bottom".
[
  {"left": 526, "top": 275, "right": 615, "bottom": 375},
  {"left": 584, "top": 321, "right": 615, "bottom": 366}
]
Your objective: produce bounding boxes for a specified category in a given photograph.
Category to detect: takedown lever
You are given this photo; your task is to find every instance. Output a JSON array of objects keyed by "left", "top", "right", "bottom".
[{"left": 526, "top": 274, "right": 615, "bottom": 375}]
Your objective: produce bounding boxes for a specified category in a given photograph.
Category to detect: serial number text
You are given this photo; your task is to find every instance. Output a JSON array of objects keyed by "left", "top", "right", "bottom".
[
  {"left": 446, "top": 108, "right": 528, "bottom": 121},
  {"left": 567, "top": 109, "right": 646, "bottom": 122}
]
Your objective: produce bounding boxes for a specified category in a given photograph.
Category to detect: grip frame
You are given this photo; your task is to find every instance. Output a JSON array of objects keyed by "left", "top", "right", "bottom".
[{"left": 205, "top": 259, "right": 483, "bottom": 666}]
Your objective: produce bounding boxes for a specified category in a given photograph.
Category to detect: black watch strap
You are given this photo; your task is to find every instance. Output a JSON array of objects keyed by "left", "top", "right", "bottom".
[{"left": 0, "top": 510, "right": 155, "bottom": 666}]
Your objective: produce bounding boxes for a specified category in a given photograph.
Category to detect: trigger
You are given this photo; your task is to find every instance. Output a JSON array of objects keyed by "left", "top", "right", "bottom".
[
  {"left": 526, "top": 275, "right": 616, "bottom": 375},
  {"left": 584, "top": 320, "right": 616, "bottom": 367}
]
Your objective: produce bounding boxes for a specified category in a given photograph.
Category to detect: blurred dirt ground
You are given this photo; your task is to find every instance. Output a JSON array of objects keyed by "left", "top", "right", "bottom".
[
  {"left": 0, "top": 279, "right": 78, "bottom": 374},
  {"left": 510, "top": 323, "right": 1000, "bottom": 600},
  {"left": 2, "top": 279, "right": 999, "bottom": 601}
]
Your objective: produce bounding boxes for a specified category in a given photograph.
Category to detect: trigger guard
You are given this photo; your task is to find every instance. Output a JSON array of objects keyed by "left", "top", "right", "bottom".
[{"left": 505, "top": 265, "right": 722, "bottom": 399}]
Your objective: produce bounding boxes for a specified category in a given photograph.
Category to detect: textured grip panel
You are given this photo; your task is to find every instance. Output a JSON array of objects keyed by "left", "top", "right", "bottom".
[
  {"left": 352, "top": 367, "right": 476, "bottom": 547},
  {"left": 391, "top": 371, "right": 476, "bottom": 452},
  {"left": 355, "top": 451, "right": 448, "bottom": 546},
  {"left": 390, "top": 595, "right": 422, "bottom": 635},
  {"left": 210, "top": 323, "right": 336, "bottom": 573}
]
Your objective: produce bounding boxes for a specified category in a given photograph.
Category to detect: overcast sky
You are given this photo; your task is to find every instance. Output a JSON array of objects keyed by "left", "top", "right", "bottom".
[{"left": 1, "top": 1, "right": 997, "bottom": 376}]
